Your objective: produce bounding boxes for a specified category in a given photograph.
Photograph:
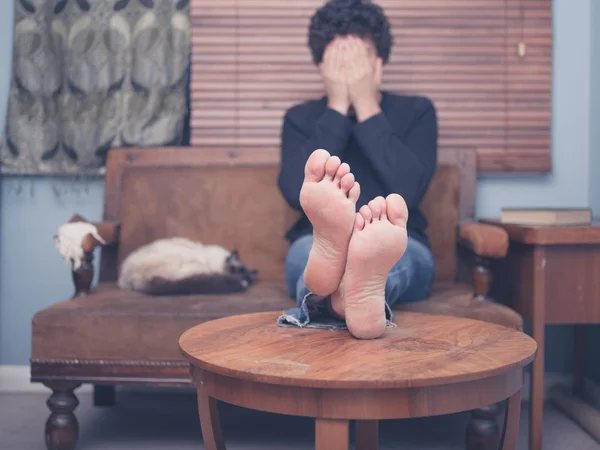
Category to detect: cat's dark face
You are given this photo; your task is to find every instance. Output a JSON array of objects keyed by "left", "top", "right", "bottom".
[{"left": 225, "top": 250, "right": 258, "bottom": 285}]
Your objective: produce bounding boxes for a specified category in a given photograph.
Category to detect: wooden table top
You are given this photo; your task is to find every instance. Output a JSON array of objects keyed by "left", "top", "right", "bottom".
[
  {"left": 481, "top": 218, "right": 600, "bottom": 245},
  {"left": 179, "top": 312, "right": 537, "bottom": 389}
]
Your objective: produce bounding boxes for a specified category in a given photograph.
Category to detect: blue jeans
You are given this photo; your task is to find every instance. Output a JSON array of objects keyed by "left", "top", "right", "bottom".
[{"left": 277, "top": 233, "right": 436, "bottom": 330}]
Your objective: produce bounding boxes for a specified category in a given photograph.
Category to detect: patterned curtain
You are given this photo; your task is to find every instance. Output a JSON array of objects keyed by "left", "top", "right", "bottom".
[{"left": 0, "top": 0, "right": 190, "bottom": 174}]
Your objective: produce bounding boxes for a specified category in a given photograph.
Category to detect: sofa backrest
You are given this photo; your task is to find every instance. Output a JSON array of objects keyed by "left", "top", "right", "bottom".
[{"left": 99, "top": 147, "right": 475, "bottom": 284}]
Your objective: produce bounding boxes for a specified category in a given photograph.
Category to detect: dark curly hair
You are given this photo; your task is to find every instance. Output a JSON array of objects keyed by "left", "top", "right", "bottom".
[{"left": 308, "top": 0, "right": 393, "bottom": 65}]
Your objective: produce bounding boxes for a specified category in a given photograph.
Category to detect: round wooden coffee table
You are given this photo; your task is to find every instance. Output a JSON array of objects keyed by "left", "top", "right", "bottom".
[{"left": 179, "top": 311, "right": 536, "bottom": 450}]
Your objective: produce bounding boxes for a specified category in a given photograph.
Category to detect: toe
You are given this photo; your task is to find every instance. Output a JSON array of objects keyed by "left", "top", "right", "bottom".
[
  {"left": 386, "top": 194, "right": 408, "bottom": 227},
  {"left": 304, "top": 149, "right": 330, "bottom": 182},
  {"left": 325, "top": 156, "right": 342, "bottom": 179},
  {"left": 360, "top": 205, "right": 372, "bottom": 224},
  {"left": 375, "top": 196, "right": 387, "bottom": 219},
  {"left": 348, "top": 181, "right": 360, "bottom": 203},
  {"left": 380, "top": 203, "right": 388, "bottom": 222},
  {"left": 335, "top": 163, "right": 351, "bottom": 187},
  {"left": 368, "top": 196, "right": 386, "bottom": 220},
  {"left": 375, "top": 196, "right": 387, "bottom": 216},
  {"left": 340, "top": 172, "right": 355, "bottom": 194},
  {"left": 354, "top": 212, "right": 365, "bottom": 231}
]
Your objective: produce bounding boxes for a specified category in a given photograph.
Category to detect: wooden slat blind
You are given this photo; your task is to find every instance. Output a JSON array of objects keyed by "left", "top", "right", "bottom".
[{"left": 190, "top": 0, "right": 552, "bottom": 172}]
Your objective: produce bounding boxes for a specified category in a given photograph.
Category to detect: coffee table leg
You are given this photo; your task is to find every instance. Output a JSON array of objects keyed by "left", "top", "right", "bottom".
[
  {"left": 499, "top": 390, "right": 522, "bottom": 450},
  {"left": 196, "top": 384, "right": 226, "bottom": 450},
  {"left": 356, "top": 420, "right": 378, "bottom": 450},
  {"left": 315, "top": 419, "right": 349, "bottom": 450}
]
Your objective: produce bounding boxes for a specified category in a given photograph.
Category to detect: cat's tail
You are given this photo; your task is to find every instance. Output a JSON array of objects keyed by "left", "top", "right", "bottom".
[{"left": 133, "top": 273, "right": 254, "bottom": 296}]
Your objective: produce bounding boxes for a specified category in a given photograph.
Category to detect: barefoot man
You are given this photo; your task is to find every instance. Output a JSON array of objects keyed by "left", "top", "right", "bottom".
[{"left": 277, "top": 0, "right": 437, "bottom": 339}]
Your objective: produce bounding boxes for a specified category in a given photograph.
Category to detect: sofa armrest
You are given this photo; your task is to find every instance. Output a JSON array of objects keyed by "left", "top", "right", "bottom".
[
  {"left": 67, "top": 214, "right": 120, "bottom": 253},
  {"left": 55, "top": 215, "right": 120, "bottom": 298},
  {"left": 458, "top": 220, "right": 509, "bottom": 259}
]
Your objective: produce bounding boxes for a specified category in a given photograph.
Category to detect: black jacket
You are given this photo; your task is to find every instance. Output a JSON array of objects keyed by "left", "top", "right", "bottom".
[{"left": 278, "top": 91, "right": 438, "bottom": 249}]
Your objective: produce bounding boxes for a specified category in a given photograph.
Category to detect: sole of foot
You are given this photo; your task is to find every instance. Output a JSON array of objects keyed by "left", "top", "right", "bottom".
[
  {"left": 340, "top": 194, "right": 409, "bottom": 340},
  {"left": 300, "top": 149, "right": 360, "bottom": 296}
]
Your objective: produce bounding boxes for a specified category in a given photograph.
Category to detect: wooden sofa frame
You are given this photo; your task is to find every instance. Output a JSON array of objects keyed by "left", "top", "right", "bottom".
[{"left": 32, "top": 146, "right": 519, "bottom": 450}]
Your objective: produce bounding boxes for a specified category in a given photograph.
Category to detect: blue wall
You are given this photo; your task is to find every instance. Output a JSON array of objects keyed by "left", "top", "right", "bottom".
[
  {"left": 585, "top": 0, "right": 600, "bottom": 383},
  {"left": 0, "top": 0, "right": 595, "bottom": 365},
  {"left": 591, "top": 0, "right": 600, "bottom": 215},
  {"left": 0, "top": 3, "right": 105, "bottom": 364}
]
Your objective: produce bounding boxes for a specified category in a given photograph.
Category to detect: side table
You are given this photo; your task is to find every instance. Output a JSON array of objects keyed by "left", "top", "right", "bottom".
[
  {"left": 179, "top": 311, "right": 536, "bottom": 450},
  {"left": 481, "top": 219, "right": 600, "bottom": 450}
]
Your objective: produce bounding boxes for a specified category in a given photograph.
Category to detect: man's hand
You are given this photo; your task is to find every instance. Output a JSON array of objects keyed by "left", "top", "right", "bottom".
[
  {"left": 321, "top": 38, "right": 350, "bottom": 115},
  {"left": 345, "top": 37, "right": 381, "bottom": 122}
]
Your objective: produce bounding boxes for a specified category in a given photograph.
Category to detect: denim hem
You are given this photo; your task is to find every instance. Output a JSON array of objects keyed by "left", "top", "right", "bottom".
[{"left": 277, "top": 291, "right": 395, "bottom": 330}]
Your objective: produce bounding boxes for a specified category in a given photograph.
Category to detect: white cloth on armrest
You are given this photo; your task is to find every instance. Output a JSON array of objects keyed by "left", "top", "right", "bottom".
[{"left": 55, "top": 222, "right": 106, "bottom": 270}]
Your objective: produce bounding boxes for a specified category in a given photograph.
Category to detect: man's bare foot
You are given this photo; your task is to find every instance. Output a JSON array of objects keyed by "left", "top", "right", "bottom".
[
  {"left": 337, "top": 194, "right": 409, "bottom": 339},
  {"left": 300, "top": 149, "right": 360, "bottom": 296}
]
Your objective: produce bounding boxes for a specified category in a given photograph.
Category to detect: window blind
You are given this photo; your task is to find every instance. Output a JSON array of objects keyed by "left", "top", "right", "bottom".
[{"left": 190, "top": 0, "right": 552, "bottom": 173}]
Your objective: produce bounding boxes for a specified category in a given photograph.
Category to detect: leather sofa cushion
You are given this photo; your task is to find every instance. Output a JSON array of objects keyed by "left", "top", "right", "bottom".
[
  {"left": 32, "top": 282, "right": 292, "bottom": 363},
  {"left": 397, "top": 283, "right": 523, "bottom": 331},
  {"left": 32, "top": 281, "right": 522, "bottom": 365}
]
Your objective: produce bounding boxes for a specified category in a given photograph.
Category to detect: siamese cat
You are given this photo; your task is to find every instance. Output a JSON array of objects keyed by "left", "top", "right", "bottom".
[{"left": 118, "top": 237, "right": 258, "bottom": 296}]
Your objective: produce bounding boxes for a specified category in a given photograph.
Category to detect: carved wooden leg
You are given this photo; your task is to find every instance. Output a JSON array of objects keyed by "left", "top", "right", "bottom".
[
  {"left": 315, "top": 419, "right": 349, "bottom": 450},
  {"left": 93, "top": 385, "right": 116, "bottom": 407},
  {"left": 71, "top": 252, "right": 94, "bottom": 297},
  {"left": 44, "top": 382, "right": 80, "bottom": 450},
  {"left": 466, "top": 403, "right": 502, "bottom": 450},
  {"left": 499, "top": 390, "right": 522, "bottom": 450},
  {"left": 356, "top": 419, "right": 378, "bottom": 450},
  {"left": 472, "top": 257, "right": 492, "bottom": 299}
]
